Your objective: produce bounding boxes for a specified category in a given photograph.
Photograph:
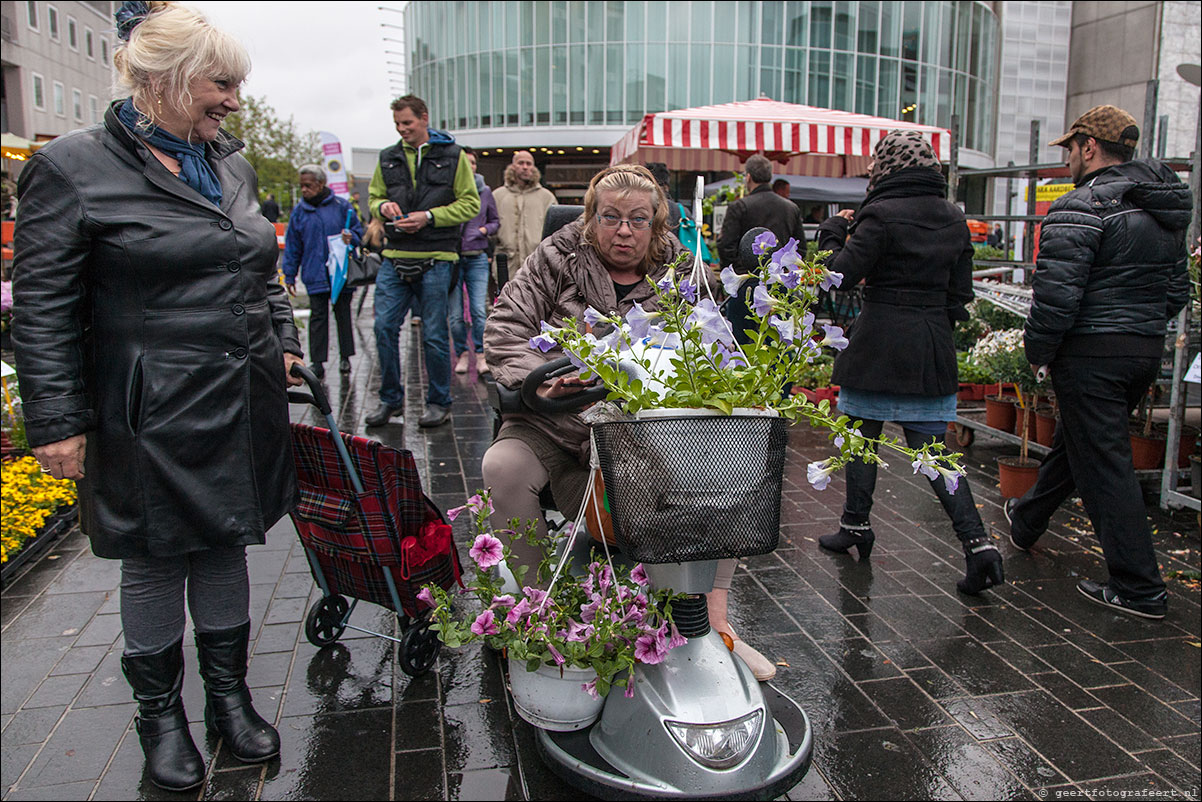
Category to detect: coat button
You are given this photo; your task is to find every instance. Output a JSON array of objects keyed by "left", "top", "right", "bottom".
[
  {"left": 233, "top": 347, "right": 248, "bottom": 359},
  {"left": 219, "top": 219, "right": 233, "bottom": 230},
  {"left": 232, "top": 304, "right": 245, "bottom": 316},
  {"left": 227, "top": 260, "right": 241, "bottom": 272}
]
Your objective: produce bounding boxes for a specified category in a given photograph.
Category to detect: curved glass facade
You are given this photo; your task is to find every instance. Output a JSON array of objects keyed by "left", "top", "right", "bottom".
[{"left": 406, "top": 1, "right": 998, "bottom": 154}]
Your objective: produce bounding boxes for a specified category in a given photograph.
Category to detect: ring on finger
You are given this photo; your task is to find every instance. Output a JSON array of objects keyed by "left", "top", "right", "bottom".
[{"left": 40, "top": 464, "right": 52, "bottom": 473}]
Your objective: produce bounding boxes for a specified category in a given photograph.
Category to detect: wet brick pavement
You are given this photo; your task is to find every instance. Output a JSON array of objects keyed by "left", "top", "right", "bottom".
[{"left": 2, "top": 291, "right": 1199, "bottom": 801}]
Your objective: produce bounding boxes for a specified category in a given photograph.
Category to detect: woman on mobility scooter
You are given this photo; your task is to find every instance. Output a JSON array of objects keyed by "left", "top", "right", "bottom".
[{"left": 481, "top": 164, "right": 778, "bottom": 681}]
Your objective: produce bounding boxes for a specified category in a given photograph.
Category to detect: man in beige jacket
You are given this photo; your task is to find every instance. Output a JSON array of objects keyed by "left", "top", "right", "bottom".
[{"left": 493, "top": 150, "right": 556, "bottom": 274}]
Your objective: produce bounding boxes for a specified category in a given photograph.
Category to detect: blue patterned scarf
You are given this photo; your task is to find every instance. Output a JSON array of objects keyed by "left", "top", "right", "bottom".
[{"left": 118, "top": 99, "right": 222, "bottom": 207}]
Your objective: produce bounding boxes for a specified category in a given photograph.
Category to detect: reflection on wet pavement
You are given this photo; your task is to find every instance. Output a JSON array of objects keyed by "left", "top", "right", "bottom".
[{"left": 1, "top": 288, "right": 1198, "bottom": 801}]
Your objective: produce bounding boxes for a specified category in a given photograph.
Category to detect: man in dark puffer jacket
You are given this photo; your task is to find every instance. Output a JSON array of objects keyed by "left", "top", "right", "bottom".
[{"left": 1005, "top": 105, "right": 1191, "bottom": 620}]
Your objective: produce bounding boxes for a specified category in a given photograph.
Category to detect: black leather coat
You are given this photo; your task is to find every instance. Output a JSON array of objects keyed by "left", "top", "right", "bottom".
[
  {"left": 13, "top": 102, "right": 302, "bottom": 559},
  {"left": 817, "top": 168, "right": 973, "bottom": 397},
  {"left": 1024, "top": 159, "right": 1191, "bottom": 366}
]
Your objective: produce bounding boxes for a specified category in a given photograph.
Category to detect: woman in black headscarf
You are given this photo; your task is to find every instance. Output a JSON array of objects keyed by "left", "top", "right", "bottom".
[{"left": 814, "top": 130, "right": 1004, "bottom": 596}]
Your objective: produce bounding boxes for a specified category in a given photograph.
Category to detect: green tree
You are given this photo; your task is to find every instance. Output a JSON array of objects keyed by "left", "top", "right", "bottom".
[{"left": 223, "top": 92, "right": 319, "bottom": 216}]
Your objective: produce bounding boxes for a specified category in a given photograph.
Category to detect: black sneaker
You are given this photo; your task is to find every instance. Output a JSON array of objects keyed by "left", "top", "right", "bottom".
[
  {"left": 1004, "top": 498, "right": 1037, "bottom": 551},
  {"left": 1076, "top": 579, "right": 1167, "bottom": 620},
  {"left": 309, "top": 362, "right": 325, "bottom": 380},
  {"left": 339, "top": 357, "right": 351, "bottom": 374}
]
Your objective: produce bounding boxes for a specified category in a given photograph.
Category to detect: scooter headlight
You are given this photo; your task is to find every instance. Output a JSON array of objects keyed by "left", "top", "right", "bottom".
[{"left": 664, "top": 709, "right": 764, "bottom": 770}]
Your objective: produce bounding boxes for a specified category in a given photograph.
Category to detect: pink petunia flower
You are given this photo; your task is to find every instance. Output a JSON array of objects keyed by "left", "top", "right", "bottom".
[
  {"left": 490, "top": 594, "right": 516, "bottom": 609},
  {"left": 634, "top": 632, "right": 668, "bottom": 665},
  {"left": 465, "top": 493, "right": 494, "bottom": 516},
  {"left": 416, "top": 586, "right": 436, "bottom": 609},
  {"left": 582, "top": 677, "right": 600, "bottom": 700},
  {"left": 471, "top": 609, "right": 499, "bottom": 636},
  {"left": 629, "top": 564, "right": 649, "bottom": 587},
  {"left": 469, "top": 534, "right": 505, "bottom": 569}
]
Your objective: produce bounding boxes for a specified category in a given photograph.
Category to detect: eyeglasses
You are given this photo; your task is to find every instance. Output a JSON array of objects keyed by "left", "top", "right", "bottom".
[{"left": 597, "top": 213, "right": 651, "bottom": 231}]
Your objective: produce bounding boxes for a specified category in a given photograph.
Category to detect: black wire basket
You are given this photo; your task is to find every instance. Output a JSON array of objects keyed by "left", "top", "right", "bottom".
[{"left": 592, "top": 414, "right": 788, "bottom": 564}]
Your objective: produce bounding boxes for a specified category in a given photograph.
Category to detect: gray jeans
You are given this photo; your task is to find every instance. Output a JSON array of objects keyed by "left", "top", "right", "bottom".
[{"left": 120, "top": 547, "right": 250, "bottom": 656}]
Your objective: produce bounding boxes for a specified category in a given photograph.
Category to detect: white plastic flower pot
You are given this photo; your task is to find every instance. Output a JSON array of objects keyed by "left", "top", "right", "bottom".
[{"left": 507, "top": 656, "right": 603, "bottom": 732}]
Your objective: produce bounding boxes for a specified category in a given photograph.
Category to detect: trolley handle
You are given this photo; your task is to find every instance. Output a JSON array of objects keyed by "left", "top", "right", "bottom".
[{"left": 287, "top": 363, "right": 333, "bottom": 416}]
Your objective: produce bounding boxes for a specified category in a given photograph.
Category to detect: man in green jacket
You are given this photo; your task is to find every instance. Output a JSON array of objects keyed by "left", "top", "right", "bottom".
[{"left": 367, "top": 94, "right": 479, "bottom": 428}]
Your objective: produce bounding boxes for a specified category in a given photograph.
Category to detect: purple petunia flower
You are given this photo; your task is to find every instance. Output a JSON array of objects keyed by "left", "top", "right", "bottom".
[
  {"left": 721, "top": 266, "right": 750, "bottom": 296},
  {"left": 471, "top": 609, "right": 499, "bottom": 636},
  {"left": 490, "top": 594, "right": 516, "bottom": 609},
  {"left": 770, "top": 315, "right": 796, "bottom": 343},
  {"left": 751, "top": 284, "right": 777, "bottom": 317},
  {"left": 819, "top": 269, "right": 844, "bottom": 292},
  {"left": 679, "top": 278, "right": 698, "bottom": 303},
  {"left": 546, "top": 642, "right": 566, "bottom": 666},
  {"left": 469, "top": 534, "right": 505, "bottom": 569},
  {"left": 630, "top": 564, "right": 649, "bottom": 587},
  {"left": 820, "top": 324, "right": 850, "bottom": 351},
  {"left": 807, "top": 459, "right": 837, "bottom": 491},
  {"left": 625, "top": 302, "right": 660, "bottom": 340},
  {"left": 445, "top": 505, "right": 466, "bottom": 522},
  {"left": 529, "top": 332, "right": 556, "bottom": 352},
  {"left": 911, "top": 454, "right": 940, "bottom": 483},
  {"left": 687, "top": 298, "right": 734, "bottom": 346},
  {"left": 667, "top": 623, "right": 687, "bottom": 649},
  {"left": 716, "top": 344, "right": 748, "bottom": 370},
  {"left": 937, "top": 465, "right": 963, "bottom": 494},
  {"left": 565, "top": 619, "right": 595, "bottom": 642},
  {"left": 583, "top": 306, "right": 608, "bottom": 327},
  {"left": 752, "top": 230, "right": 778, "bottom": 255},
  {"left": 416, "top": 586, "right": 436, "bottom": 609},
  {"left": 582, "top": 677, "right": 600, "bottom": 700}
]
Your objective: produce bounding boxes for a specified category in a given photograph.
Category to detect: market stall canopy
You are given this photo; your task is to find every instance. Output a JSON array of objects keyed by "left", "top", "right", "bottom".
[
  {"left": 705, "top": 174, "right": 869, "bottom": 203},
  {"left": 611, "top": 98, "right": 950, "bottom": 178},
  {"left": 1, "top": 132, "right": 42, "bottom": 161}
]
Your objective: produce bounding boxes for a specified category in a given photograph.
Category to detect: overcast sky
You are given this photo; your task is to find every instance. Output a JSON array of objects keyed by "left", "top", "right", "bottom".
[{"left": 191, "top": 1, "right": 404, "bottom": 170}]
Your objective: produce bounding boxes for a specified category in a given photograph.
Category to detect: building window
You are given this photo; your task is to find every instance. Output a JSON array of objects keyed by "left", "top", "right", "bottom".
[
  {"left": 90, "top": 94, "right": 100, "bottom": 123},
  {"left": 47, "top": 5, "right": 59, "bottom": 40},
  {"left": 100, "top": 38, "right": 109, "bottom": 65},
  {"left": 67, "top": 15, "right": 77, "bottom": 50},
  {"left": 73, "top": 88, "right": 83, "bottom": 120},
  {"left": 26, "top": 0, "right": 39, "bottom": 30},
  {"left": 32, "top": 73, "right": 46, "bottom": 110},
  {"left": 53, "top": 81, "right": 66, "bottom": 115},
  {"left": 85, "top": 27, "right": 94, "bottom": 59}
]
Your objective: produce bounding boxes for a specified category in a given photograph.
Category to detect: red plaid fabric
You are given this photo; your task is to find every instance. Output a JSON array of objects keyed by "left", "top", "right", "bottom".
[{"left": 289, "top": 424, "right": 462, "bottom": 617}]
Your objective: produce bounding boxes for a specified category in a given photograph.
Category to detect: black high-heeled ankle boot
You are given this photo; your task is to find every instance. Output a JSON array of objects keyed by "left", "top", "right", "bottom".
[
  {"left": 121, "top": 642, "right": 206, "bottom": 791},
  {"left": 957, "top": 537, "right": 1005, "bottom": 595},
  {"left": 818, "top": 522, "right": 876, "bottom": 559},
  {"left": 195, "top": 622, "right": 280, "bottom": 763}
]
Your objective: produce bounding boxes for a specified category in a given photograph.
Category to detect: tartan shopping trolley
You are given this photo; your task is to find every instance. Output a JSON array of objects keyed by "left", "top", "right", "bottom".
[{"left": 286, "top": 365, "right": 462, "bottom": 676}]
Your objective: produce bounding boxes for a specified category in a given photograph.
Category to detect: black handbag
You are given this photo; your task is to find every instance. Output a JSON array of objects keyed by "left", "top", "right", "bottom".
[{"left": 346, "top": 248, "right": 381, "bottom": 287}]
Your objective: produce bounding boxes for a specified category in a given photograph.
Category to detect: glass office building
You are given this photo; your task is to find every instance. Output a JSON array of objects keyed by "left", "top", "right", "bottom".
[{"left": 404, "top": 1, "right": 1000, "bottom": 160}]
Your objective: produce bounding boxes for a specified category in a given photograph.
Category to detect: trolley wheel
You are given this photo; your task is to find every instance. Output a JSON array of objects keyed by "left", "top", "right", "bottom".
[
  {"left": 398, "top": 613, "right": 441, "bottom": 677},
  {"left": 305, "top": 595, "right": 349, "bottom": 647},
  {"left": 947, "top": 423, "right": 975, "bottom": 449}
]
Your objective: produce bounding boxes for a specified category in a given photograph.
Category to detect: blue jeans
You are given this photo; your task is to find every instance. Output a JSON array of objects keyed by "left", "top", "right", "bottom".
[
  {"left": 373, "top": 258, "right": 453, "bottom": 408},
  {"left": 448, "top": 252, "right": 490, "bottom": 354}
]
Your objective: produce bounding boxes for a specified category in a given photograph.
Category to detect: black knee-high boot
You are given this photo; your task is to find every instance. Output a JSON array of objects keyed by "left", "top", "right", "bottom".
[
  {"left": 819, "top": 448, "right": 878, "bottom": 559},
  {"left": 195, "top": 622, "right": 280, "bottom": 763},
  {"left": 905, "top": 430, "right": 1004, "bottom": 595},
  {"left": 121, "top": 642, "right": 206, "bottom": 791}
]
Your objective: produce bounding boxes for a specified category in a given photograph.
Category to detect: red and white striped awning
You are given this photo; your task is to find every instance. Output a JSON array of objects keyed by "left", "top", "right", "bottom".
[{"left": 610, "top": 98, "right": 950, "bottom": 177}]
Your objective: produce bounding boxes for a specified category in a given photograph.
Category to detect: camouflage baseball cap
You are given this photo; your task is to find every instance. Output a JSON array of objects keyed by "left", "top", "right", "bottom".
[{"left": 1050, "top": 105, "right": 1140, "bottom": 148}]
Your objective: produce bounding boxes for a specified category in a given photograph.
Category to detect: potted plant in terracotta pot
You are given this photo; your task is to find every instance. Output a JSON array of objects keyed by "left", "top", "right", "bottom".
[
  {"left": 971, "top": 328, "right": 1048, "bottom": 498},
  {"left": 971, "top": 330, "right": 1019, "bottom": 432},
  {"left": 1129, "top": 386, "right": 1167, "bottom": 470}
]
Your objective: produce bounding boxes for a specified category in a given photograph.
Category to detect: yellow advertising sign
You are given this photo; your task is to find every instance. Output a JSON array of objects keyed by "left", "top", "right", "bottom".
[{"left": 1024, "top": 184, "right": 1076, "bottom": 202}]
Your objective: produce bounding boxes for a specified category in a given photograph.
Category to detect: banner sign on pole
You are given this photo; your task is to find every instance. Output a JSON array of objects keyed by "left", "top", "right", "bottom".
[{"left": 319, "top": 131, "right": 350, "bottom": 199}]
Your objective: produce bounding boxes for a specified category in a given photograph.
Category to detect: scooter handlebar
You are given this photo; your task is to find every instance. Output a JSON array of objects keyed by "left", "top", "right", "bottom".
[{"left": 518, "top": 356, "right": 612, "bottom": 414}]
